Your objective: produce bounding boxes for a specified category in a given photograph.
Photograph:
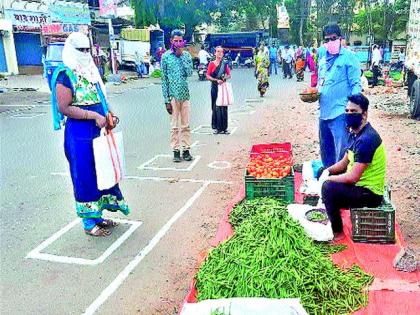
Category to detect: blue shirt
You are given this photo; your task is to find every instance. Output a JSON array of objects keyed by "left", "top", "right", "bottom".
[
  {"left": 318, "top": 47, "right": 361, "bottom": 120},
  {"left": 269, "top": 47, "right": 278, "bottom": 60}
]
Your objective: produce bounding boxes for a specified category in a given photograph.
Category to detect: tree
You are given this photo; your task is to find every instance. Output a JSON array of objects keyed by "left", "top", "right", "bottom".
[{"left": 353, "top": 0, "right": 409, "bottom": 44}]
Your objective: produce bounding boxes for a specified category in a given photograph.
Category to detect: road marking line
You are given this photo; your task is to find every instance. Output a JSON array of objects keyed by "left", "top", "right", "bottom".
[
  {"left": 207, "top": 161, "right": 232, "bottom": 170},
  {"left": 11, "top": 113, "right": 46, "bottom": 119},
  {"left": 50, "top": 173, "right": 232, "bottom": 185},
  {"left": 82, "top": 183, "right": 209, "bottom": 315},
  {"left": 26, "top": 218, "right": 142, "bottom": 266},
  {"left": 124, "top": 176, "right": 232, "bottom": 185},
  {"left": 51, "top": 172, "right": 70, "bottom": 177},
  {"left": 191, "top": 125, "right": 214, "bottom": 134},
  {"left": 137, "top": 154, "right": 201, "bottom": 172}
]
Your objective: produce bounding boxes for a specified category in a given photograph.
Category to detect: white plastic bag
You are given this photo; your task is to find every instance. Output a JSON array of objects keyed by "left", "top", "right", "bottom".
[
  {"left": 93, "top": 130, "right": 125, "bottom": 190},
  {"left": 287, "top": 204, "right": 333, "bottom": 242},
  {"left": 216, "top": 82, "right": 234, "bottom": 106},
  {"left": 181, "top": 298, "right": 308, "bottom": 315}
]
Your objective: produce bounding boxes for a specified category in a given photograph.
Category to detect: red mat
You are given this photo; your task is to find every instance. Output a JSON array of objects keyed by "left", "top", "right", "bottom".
[{"left": 180, "top": 173, "right": 420, "bottom": 314}]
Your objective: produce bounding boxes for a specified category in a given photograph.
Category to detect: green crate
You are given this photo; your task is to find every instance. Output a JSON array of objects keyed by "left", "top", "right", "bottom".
[
  {"left": 350, "top": 192, "right": 395, "bottom": 244},
  {"left": 245, "top": 169, "right": 295, "bottom": 202}
]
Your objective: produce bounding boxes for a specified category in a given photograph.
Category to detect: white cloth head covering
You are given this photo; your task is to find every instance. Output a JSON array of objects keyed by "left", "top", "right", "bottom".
[{"left": 62, "top": 32, "right": 103, "bottom": 86}]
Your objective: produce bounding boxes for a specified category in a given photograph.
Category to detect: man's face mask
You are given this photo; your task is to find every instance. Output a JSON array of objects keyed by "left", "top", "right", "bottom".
[
  {"left": 171, "top": 40, "right": 186, "bottom": 51},
  {"left": 324, "top": 36, "right": 341, "bottom": 55},
  {"left": 345, "top": 112, "right": 363, "bottom": 130}
]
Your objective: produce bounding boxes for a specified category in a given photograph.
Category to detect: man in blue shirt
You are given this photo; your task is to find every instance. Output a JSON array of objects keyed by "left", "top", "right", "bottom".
[
  {"left": 317, "top": 23, "right": 362, "bottom": 168},
  {"left": 269, "top": 43, "right": 278, "bottom": 75}
]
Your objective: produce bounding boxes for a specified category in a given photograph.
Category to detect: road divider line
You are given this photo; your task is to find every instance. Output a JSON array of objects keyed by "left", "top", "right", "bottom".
[{"left": 82, "top": 182, "right": 209, "bottom": 315}]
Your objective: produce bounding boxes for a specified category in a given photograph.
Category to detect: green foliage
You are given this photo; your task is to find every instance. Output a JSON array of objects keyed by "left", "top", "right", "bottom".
[{"left": 353, "top": 0, "right": 409, "bottom": 43}]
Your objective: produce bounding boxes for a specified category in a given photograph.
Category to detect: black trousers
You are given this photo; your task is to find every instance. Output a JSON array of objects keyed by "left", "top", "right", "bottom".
[
  {"left": 321, "top": 181, "right": 383, "bottom": 233},
  {"left": 283, "top": 62, "right": 292, "bottom": 78},
  {"left": 372, "top": 65, "right": 381, "bottom": 87},
  {"left": 211, "top": 84, "right": 228, "bottom": 132}
]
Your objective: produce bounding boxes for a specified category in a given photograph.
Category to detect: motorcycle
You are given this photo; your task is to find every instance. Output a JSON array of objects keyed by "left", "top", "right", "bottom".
[{"left": 198, "top": 63, "right": 207, "bottom": 81}]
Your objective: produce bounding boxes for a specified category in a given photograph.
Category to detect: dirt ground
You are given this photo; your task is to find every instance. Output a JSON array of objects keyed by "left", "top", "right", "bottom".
[{"left": 153, "top": 84, "right": 419, "bottom": 315}]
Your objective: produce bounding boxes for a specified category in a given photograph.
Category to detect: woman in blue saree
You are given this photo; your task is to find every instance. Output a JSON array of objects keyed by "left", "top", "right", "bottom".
[{"left": 52, "top": 32, "right": 129, "bottom": 236}]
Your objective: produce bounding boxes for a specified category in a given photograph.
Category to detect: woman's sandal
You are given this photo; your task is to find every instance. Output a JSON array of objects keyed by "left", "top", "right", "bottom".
[
  {"left": 85, "top": 225, "right": 112, "bottom": 237},
  {"left": 97, "top": 219, "right": 119, "bottom": 228}
]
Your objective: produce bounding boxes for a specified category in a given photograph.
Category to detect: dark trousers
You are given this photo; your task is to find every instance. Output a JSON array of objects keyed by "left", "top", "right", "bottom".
[
  {"left": 319, "top": 114, "right": 349, "bottom": 168},
  {"left": 322, "top": 181, "right": 383, "bottom": 233},
  {"left": 372, "top": 65, "right": 381, "bottom": 87},
  {"left": 211, "top": 85, "right": 228, "bottom": 132},
  {"left": 283, "top": 62, "right": 292, "bottom": 78}
]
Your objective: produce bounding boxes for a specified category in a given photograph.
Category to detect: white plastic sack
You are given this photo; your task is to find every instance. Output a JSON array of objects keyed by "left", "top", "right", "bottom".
[
  {"left": 287, "top": 204, "right": 333, "bottom": 242},
  {"left": 181, "top": 298, "right": 308, "bottom": 315},
  {"left": 93, "top": 131, "right": 125, "bottom": 190},
  {"left": 216, "top": 82, "right": 234, "bottom": 106}
]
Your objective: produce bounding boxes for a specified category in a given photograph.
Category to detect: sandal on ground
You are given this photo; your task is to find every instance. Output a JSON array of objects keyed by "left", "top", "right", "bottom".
[
  {"left": 97, "top": 219, "right": 119, "bottom": 228},
  {"left": 84, "top": 225, "right": 112, "bottom": 237}
]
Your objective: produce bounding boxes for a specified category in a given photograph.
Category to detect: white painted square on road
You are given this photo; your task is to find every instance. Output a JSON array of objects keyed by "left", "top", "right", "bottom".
[
  {"left": 137, "top": 154, "right": 201, "bottom": 172},
  {"left": 26, "top": 218, "right": 142, "bottom": 266}
]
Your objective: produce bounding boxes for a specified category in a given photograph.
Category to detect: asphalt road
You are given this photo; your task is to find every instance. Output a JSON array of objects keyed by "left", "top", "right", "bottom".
[{"left": 0, "top": 68, "right": 302, "bottom": 314}]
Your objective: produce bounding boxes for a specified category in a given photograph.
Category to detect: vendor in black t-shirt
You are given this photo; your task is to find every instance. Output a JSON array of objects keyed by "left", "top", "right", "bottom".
[{"left": 318, "top": 94, "right": 387, "bottom": 240}]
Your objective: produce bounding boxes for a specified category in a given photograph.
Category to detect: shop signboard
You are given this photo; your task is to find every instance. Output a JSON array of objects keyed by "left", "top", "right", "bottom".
[
  {"left": 99, "top": 0, "right": 117, "bottom": 18},
  {"left": 4, "top": 9, "right": 50, "bottom": 32},
  {"left": 49, "top": 2, "right": 91, "bottom": 25},
  {"left": 277, "top": 5, "right": 290, "bottom": 29},
  {"left": 41, "top": 23, "right": 88, "bottom": 35}
]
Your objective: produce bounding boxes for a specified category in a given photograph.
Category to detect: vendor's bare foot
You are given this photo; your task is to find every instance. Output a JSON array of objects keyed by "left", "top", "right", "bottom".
[{"left": 333, "top": 232, "right": 345, "bottom": 242}]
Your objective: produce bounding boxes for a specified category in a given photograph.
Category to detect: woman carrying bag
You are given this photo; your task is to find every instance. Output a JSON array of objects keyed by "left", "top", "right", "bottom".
[
  {"left": 206, "top": 46, "right": 232, "bottom": 135},
  {"left": 51, "top": 32, "right": 130, "bottom": 237}
]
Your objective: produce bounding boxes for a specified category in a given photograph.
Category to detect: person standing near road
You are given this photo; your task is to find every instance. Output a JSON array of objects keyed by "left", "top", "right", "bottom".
[
  {"left": 269, "top": 43, "right": 278, "bottom": 75},
  {"left": 255, "top": 46, "right": 270, "bottom": 97},
  {"left": 282, "top": 45, "right": 293, "bottom": 79},
  {"left": 161, "top": 29, "right": 194, "bottom": 163},
  {"left": 207, "top": 46, "right": 232, "bottom": 134},
  {"left": 52, "top": 32, "right": 130, "bottom": 237},
  {"left": 317, "top": 23, "right": 362, "bottom": 168},
  {"left": 371, "top": 45, "right": 382, "bottom": 87}
]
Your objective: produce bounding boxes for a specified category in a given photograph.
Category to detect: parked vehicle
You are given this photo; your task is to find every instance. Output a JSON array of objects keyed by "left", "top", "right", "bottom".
[
  {"left": 45, "top": 42, "right": 64, "bottom": 91},
  {"left": 198, "top": 63, "right": 207, "bottom": 81}
]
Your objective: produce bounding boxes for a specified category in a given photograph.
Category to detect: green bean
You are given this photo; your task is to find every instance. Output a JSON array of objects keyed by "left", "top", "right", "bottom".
[{"left": 196, "top": 198, "right": 373, "bottom": 315}]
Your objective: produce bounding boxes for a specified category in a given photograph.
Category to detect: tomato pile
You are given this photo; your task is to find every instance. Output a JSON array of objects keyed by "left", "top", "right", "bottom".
[{"left": 247, "top": 153, "right": 293, "bottom": 179}]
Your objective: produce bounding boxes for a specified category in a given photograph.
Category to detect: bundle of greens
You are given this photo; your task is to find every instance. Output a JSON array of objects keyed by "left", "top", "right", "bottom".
[{"left": 196, "top": 198, "right": 373, "bottom": 315}]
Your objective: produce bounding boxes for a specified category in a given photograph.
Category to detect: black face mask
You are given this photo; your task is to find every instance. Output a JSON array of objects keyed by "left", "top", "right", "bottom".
[{"left": 345, "top": 113, "right": 363, "bottom": 130}]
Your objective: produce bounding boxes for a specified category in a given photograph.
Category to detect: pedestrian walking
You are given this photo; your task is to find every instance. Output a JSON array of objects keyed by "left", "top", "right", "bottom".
[
  {"left": 282, "top": 45, "right": 293, "bottom": 79},
  {"left": 51, "top": 32, "right": 129, "bottom": 237},
  {"left": 161, "top": 29, "right": 194, "bottom": 163},
  {"left": 317, "top": 23, "right": 362, "bottom": 168},
  {"left": 206, "top": 46, "right": 232, "bottom": 134},
  {"left": 255, "top": 46, "right": 270, "bottom": 97},
  {"left": 269, "top": 43, "right": 278, "bottom": 75},
  {"left": 295, "top": 50, "right": 305, "bottom": 82}
]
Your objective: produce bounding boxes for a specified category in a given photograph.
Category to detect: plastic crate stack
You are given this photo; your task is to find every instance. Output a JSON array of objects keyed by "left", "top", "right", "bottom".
[{"left": 245, "top": 143, "right": 295, "bottom": 203}]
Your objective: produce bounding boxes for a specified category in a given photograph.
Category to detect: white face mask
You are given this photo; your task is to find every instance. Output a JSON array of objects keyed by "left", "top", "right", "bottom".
[{"left": 74, "top": 49, "right": 92, "bottom": 68}]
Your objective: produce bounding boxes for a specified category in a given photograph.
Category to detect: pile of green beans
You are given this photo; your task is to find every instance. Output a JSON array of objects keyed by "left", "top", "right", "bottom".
[{"left": 196, "top": 198, "right": 373, "bottom": 315}]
